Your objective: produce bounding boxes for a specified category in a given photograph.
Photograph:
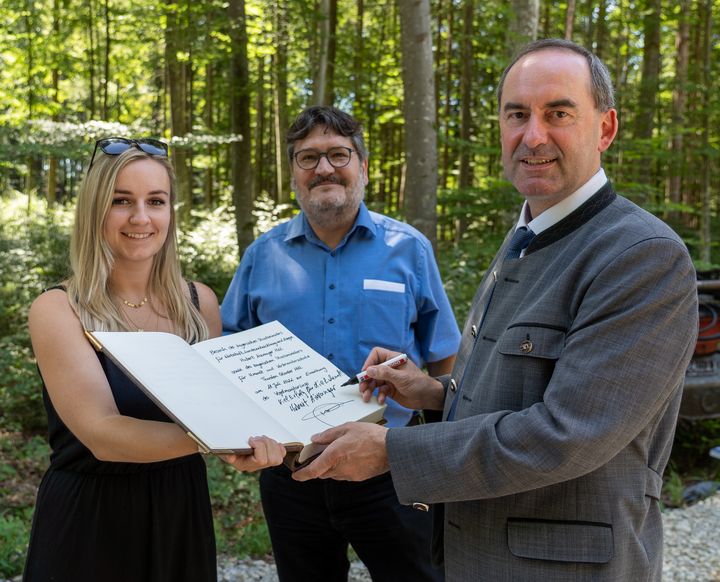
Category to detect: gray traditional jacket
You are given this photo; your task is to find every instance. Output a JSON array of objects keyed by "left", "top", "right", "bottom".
[{"left": 387, "top": 184, "right": 698, "bottom": 581}]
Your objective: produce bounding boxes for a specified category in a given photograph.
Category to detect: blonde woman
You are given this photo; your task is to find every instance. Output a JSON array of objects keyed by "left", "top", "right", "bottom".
[{"left": 23, "top": 138, "right": 285, "bottom": 582}]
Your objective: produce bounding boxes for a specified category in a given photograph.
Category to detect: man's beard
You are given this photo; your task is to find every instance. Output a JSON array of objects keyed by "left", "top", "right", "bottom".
[{"left": 299, "top": 176, "right": 365, "bottom": 230}]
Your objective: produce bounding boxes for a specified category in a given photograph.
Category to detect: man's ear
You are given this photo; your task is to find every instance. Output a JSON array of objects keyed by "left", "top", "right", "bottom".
[
  {"left": 361, "top": 157, "right": 369, "bottom": 186},
  {"left": 598, "top": 108, "right": 618, "bottom": 153}
]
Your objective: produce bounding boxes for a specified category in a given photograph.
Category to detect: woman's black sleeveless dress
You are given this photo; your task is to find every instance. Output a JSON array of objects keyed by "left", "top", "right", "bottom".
[{"left": 23, "top": 286, "right": 216, "bottom": 582}]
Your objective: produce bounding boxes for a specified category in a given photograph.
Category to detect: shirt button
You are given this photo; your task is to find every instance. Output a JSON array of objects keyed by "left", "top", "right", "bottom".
[
  {"left": 328, "top": 318, "right": 335, "bottom": 324},
  {"left": 449, "top": 378, "right": 457, "bottom": 393},
  {"left": 471, "top": 325, "right": 478, "bottom": 338},
  {"left": 329, "top": 284, "right": 336, "bottom": 290},
  {"left": 328, "top": 353, "right": 334, "bottom": 360}
]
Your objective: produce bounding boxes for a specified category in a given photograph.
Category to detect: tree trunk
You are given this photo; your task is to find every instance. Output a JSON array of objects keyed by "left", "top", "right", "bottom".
[
  {"left": 23, "top": 0, "right": 36, "bottom": 204},
  {"left": 273, "top": 0, "right": 291, "bottom": 204},
  {"left": 325, "top": 0, "right": 337, "bottom": 106},
  {"left": 634, "top": 0, "right": 662, "bottom": 201},
  {"left": 433, "top": 0, "right": 442, "bottom": 121},
  {"left": 398, "top": 0, "right": 438, "bottom": 250},
  {"left": 102, "top": 0, "right": 110, "bottom": 119},
  {"left": 541, "top": 0, "right": 550, "bottom": 39},
  {"left": 594, "top": 0, "right": 607, "bottom": 60},
  {"left": 87, "top": 0, "right": 97, "bottom": 118},
  {"left": 456, "top": 0, "right": 474, "bottom": 243},
  {"left": 254, "top": 56, "right": 265, "bottom": 199},
  {"left": 585, "top": 0, "right": 594, "bottom": 50},
  {"left": 699, "top": 0, "right": 712, "bottom": 263},
  {"left": 353, "top": 0, "right": 364, "bottom": 112},
  {"left": 440, "top": 1, "right": 453, "bottom": 191},
  {"left": 152, "top": 59, "right": 164, "bottom": 133},
  {"left": 312, "top": 0, "right": 337, "bottom": 106},
  {"left": 47, "top": 0, "right": 61, "bottom": 206},
  {"left": 165, "top": 0, "right": 193, "bottom": 222},
  {"left": 507, "top": 0, "right": 538, "bottom": 57},
  {"left": 635, "top": 0, "right": 662, "bottom": 140},
  {"left": 205, "top": 62, "right": 215, "bottom": 208},
  {"left": 667, "top": 0, "right": 689, "bottom": 216},
  {"left": 564, "top": 0, "right": 576, "bottom": 40},
  {"left": 228, "top": 0, "right": 254, "bottom": 253}
]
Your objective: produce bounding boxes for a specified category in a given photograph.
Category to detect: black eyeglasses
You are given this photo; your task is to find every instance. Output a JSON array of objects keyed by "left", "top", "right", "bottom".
[
  {"left": 293, "top": 147, "right": 355, "bottom": 170},
  {"left": 89, "top": 137, "right": 168, "bottom": 168}
]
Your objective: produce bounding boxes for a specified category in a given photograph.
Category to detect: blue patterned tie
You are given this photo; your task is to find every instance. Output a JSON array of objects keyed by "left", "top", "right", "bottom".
[{"left": 505, "top": 227, "right": 536, "bottom": 259}]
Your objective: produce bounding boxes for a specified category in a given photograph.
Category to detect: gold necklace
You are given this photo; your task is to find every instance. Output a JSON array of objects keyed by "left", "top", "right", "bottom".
[
  {"left": 121, "top": 305, "right": 155, "bottom": 332},
  {"left": 121, "top": 296, "right": 148, "bottom": 309}
]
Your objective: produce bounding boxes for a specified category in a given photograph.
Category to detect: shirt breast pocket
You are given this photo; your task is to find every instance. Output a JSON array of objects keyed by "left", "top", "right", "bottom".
[{"left": 358, "top": 288, "right": 411, "bottom": 353}]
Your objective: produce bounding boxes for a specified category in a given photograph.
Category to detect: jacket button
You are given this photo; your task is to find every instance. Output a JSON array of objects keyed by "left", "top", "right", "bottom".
[
  {"left": 449, "top": 378, "right": 457, "bottom": 393},
  {"left": 471, "top": 324, "right": 478, "bottom": 338},
  {"left": 520, "top": 340, "right": 534, "bottom": 353},
  {"left": 412, "top": 502, "right": 430, "bottom": 512}
]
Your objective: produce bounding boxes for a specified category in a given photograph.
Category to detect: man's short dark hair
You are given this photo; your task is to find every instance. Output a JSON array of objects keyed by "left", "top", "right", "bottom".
[
  {"left": 287, "top": 106, "right": 368, "bottom": 164},
  {"left": 497, "top": 38, "right": 615, "bottom": 112}
]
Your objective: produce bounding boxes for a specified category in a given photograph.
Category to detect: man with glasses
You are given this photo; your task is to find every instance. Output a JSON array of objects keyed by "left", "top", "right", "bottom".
[{"left": 221, "top": 106, "right": 460, "bottom": 582}]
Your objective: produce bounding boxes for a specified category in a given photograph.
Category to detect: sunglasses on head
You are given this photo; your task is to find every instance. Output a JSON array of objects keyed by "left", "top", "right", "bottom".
[{"left": 89, "top": 137, "right": 169, "bottom": 168}]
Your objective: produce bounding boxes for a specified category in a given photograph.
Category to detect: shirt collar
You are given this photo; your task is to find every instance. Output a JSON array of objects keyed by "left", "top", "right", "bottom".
[
  {"left": 516, "top": 168, "right": 607, "bottom": 235},
  {"left": 283, "top": 201, "right": 377, "bottom": 245},
  {"left": 354, "top": 202, "right": 378, "bottom": 236}
]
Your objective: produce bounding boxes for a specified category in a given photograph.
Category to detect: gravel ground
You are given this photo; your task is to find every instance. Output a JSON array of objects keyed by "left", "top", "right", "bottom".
[
  {"left": 217, "top": 494, "right": 720, "bottom": 582},
  {"left": 7, "top": 494, "right": 719, "bottom": 581},
  {"left": 662, "top": 493, "right": 720, "bottom": 581}
]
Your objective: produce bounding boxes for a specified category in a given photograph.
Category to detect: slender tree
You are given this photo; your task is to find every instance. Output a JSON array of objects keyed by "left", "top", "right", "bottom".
[
  {"left": 165, "top": 0, "right": 193, "bottom": 221},
  {"left": 205, "top": 62, "right": 216, "bottom": 207},
  {"left": 87, "top": 0, "right": 97, "bottom": 118},
  {"left": 398, "top": 0, "right": 438, "bottom": 249},
  {"left": 439, "top": 0, "right": 454, "bottom": 191},
  {"left": 273, "top": 0, "right": 291, "bottom": 204},
  {"left": 595, "top": 0, "right": 608, "bottom": 60},
  {"left": 253, "top": 55, "right": 266, "bottom": 199},
  {"left": 22, "top": 0, "right": 37, "bottom": 202},
  {"left": 456, "top": 0, "right": 474, "bottom": 243},
  {"left": 507, "top": 0, "right": 538, "bottom": 56},
  {"left": 47, "top": 0, "right": 62, "bottom": 206},
  {"left": 667, "top": 0, "right": 690, "bottom": 215},
  {"left": 699, "top": 0, "right": 712, "bottom": 263},
  {"left": 353, "top": 0, "right": 365, "bottom": 113},
  {"left": 564, "top": 0, "right": 576, "bottom": 39},
  {"left": 228, "top": 0, "right": 254, "bottom": 252},
  {"left": 312, "top": 0, "right": 337, "bottom": 106},
  {"left": 635, "top": 0, "right": 662, "bottom": 141},
  {"left": 102, "top": 0, "right": 110, "bottom": 119}
]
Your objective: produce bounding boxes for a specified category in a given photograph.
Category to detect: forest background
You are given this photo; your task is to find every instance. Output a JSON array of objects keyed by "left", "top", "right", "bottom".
[{"left": 0, "top": 0, "right": 719, "bottom": 576}]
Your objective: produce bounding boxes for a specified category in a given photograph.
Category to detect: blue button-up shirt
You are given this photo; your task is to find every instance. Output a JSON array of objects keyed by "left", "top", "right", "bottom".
[{"left": 221, "top": 203, "right": 461, "bottom": 427}]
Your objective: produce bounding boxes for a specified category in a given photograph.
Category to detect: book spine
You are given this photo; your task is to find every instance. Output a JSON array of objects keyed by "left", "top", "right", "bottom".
[
  {"left": 84, "top": 331, "right": 103, "bottom": 351},
  {"left": 186, "top": 431, "right": 210, "bottom": 454}
]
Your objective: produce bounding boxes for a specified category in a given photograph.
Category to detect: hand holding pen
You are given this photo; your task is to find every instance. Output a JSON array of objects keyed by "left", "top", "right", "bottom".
[
  {"left": 341, "top": 353, "right": 409, "bottom": 386},
  {"left": 353, "top": 347, "right": 445, "bottom": 411}
]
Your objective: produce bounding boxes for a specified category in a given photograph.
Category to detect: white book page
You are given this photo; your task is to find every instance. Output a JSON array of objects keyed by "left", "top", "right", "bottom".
[
  {"left": 91, "top": 331, "right": 296, "bottom": 451},
  {"left": 192, "top": 321, "right": 384, "bottom": 444}
]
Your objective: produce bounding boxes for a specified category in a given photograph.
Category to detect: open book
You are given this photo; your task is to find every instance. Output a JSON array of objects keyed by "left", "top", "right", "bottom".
[{"left": 86, "top": 321, "right": 385, "bottom": 469}]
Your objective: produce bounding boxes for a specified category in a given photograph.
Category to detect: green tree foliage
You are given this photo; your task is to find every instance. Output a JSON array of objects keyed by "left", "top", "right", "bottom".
[
  {"left": 0, "top": 0, "right": 716, "bottom": 261},
  {"left": 0, "top": 195, "right": 72, "bottom": 431}
]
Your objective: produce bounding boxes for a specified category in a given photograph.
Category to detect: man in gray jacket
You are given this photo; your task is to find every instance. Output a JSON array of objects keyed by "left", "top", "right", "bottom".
[{"left": 293, "top": 39, "right": 698, "bottom": 581}]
